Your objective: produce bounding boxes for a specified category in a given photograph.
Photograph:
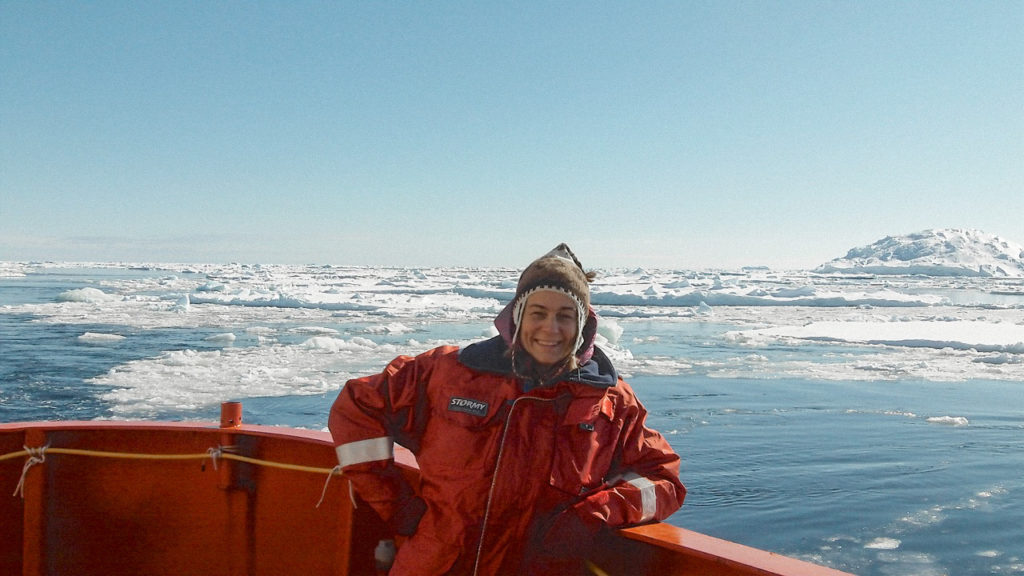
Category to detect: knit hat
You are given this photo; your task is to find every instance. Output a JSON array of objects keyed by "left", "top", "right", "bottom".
[{"left": 511, "top": 243, "right": 592, "bottom": 355}]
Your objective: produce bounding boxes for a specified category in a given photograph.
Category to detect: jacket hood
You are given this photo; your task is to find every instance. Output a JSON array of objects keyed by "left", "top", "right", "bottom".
[{"left": 458, "top": 335, "right": 618, "bottom": 389}]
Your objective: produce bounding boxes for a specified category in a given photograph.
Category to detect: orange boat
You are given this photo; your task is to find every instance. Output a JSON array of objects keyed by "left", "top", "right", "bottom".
[{"left": 1, "top": 402, "right": 854, "bottom": 576}]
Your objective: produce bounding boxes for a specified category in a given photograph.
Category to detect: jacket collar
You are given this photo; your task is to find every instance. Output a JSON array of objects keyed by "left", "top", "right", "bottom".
[{"left": 458, "top": 335, "right": 618, "bottom": 389}]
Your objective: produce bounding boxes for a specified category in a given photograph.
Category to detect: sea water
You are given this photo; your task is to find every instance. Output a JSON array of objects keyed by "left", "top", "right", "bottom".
[{"left": 1, "top": 263, "right": 1022, "bottom": 575}]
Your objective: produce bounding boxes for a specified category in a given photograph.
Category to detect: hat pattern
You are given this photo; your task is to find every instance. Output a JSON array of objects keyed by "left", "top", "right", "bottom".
[{"left": 511, "top": 243, "right": 591, "bottom": 356}]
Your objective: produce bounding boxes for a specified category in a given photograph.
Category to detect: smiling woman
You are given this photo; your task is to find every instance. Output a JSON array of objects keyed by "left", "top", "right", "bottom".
[
  {"left": 517, "top": 290, "right": 579, "bottom": 367},
  {"left": 507, "top": 244, "right": 596, "bottom": 385},
  {"left": 327, "top": 244, "right": 686, "bottom": 575}
]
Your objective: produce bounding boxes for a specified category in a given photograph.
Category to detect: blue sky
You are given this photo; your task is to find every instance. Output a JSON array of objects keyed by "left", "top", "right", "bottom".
[{"left": 2, "top": 2, "right": 1021, "bottom": 269}]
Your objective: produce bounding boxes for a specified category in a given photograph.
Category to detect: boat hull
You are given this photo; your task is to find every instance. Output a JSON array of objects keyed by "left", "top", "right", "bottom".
[{"left": 1, "top": 411, "right": 853, "bottom": 575}]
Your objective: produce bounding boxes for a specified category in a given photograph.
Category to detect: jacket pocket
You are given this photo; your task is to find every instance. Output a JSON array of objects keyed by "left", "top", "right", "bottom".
[{"left": 549, "top": 398, "right": 620, "bottom": 495}]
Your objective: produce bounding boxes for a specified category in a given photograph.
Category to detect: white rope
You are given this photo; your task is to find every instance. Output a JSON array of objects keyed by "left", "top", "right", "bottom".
[
  {"left": 14, "top": 444, "right": 49, "bottom": 498},
  {"left": 315, "top": 465, "right": 343, "bottom": 509},
  {"left": 205, "top": 446, "right": 222, "bottom": 471}
]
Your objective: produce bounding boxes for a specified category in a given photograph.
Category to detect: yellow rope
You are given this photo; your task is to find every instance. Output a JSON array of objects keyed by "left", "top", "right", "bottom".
[
  {"left": 0, "top": 450, "right": 33, "bottom": 463},
  {"left": 213, "top": 452, "right": 337, "bottom": 475},
  {"left": 0, "top": 446, "right": 338, "bottom": 475},
  {"left": 5, "top": 443, "right": 343, "bottom": 503}
]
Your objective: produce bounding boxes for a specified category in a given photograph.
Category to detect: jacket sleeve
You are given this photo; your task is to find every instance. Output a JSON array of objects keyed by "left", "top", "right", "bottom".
[
  {"left": 574, "top": 381, "right": 685, "bottom": 528},
  {"left": 328, "top": 346, "right": 454, "bottom": 527}
]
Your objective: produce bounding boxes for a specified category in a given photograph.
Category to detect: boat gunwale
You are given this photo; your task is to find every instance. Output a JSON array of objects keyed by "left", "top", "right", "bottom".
[{"left": 1, "top": 418, "right": 855, "bottom": 576}]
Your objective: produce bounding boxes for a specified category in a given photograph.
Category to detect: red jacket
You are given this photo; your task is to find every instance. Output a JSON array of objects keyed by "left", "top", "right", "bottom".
[{"left": 329, "top": 336, "right": 685, "bottom": 575}]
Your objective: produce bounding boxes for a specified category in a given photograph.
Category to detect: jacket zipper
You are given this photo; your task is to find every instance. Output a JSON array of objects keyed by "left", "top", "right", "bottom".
[{"left": 471, "top": 393, "right": 569, "bottom": 576}]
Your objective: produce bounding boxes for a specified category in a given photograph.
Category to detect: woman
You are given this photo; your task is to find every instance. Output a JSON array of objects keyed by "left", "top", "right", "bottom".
[{"left": 329, "top": 244, "right": 685, "bottom": 575}]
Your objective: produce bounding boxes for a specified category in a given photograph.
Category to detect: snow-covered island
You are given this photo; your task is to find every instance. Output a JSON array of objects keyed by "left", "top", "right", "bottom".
[{"left": 815, "top": 229, "right": 1024, "bottom": 278}]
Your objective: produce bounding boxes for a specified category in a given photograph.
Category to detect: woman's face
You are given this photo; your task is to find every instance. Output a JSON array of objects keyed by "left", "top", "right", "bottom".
[{"left": 518, "top": 290, "right": 578, "bottom": 367}]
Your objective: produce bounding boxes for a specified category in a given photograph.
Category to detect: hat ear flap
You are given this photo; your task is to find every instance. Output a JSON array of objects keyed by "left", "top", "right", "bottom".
[
  {"left": 575, "top": 307, "right": 598, "bottom": 364},
  {"left": 511, "top": 292, "right": 527, "bottom": 346}
]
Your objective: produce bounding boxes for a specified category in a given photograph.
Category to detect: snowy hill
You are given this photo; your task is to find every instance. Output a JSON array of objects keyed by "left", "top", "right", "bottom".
[{"left": 816, "top": 229, "right": 1024, "bottom": 278}]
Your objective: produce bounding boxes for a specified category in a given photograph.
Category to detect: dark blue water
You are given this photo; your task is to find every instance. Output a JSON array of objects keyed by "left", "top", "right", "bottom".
[
  {"left": 633, "top": 375, "right": 1024, "bottom": 575},
  {"left": 2, "top": 268, "right": 1022, "bottom": 575}
]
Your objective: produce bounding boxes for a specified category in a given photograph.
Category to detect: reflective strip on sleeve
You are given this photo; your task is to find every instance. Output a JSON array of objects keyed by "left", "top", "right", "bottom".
[
  {"left": 335, "top": 437, "right": 394, "bottom": 467},
  {"left": 621, "top": 472, "right": 658, "bottom": 523}
]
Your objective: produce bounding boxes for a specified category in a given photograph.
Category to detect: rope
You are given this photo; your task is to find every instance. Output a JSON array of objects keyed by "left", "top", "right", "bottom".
[
  {"left": 315, "top": 465, "right": 343, "bottom": 509},
  {"left": 0, "top": 449, "right": 38, "bottom": 463},
  {"left": 3, "top": 445, "right": 340, "bottom": 499},
  {"left": 13, "top": 444, "right": 48, "bottom": 498},
  {"left": 206, "top": 446, "right": 222, "bottom": 471}
]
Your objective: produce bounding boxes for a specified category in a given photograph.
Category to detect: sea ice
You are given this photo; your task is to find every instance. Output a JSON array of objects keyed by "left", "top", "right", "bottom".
[{"left": 865, "top": 537, "right": 901, "bottom": 550}]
